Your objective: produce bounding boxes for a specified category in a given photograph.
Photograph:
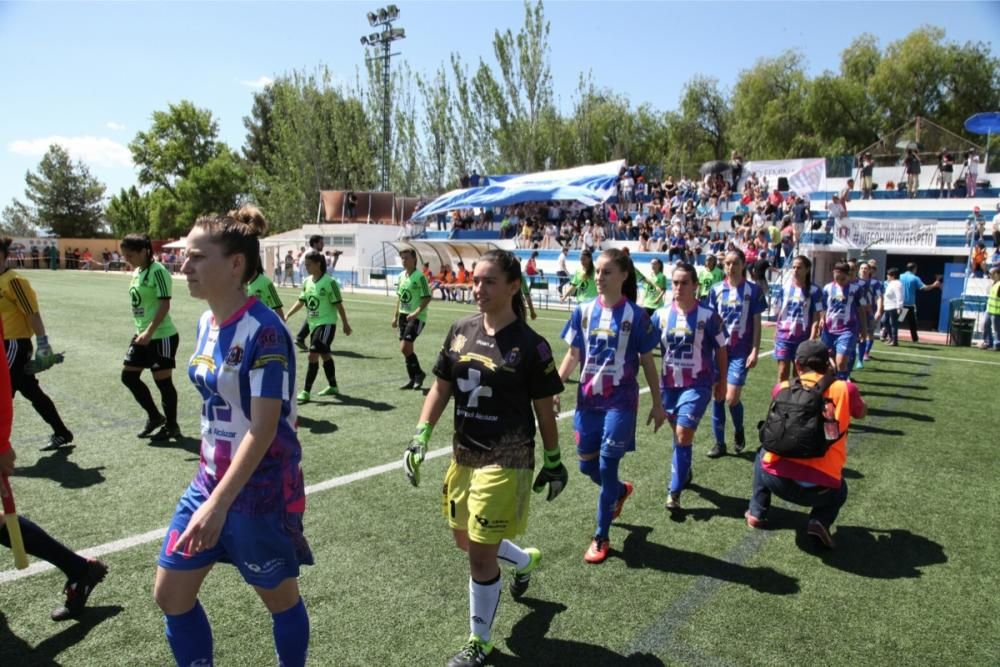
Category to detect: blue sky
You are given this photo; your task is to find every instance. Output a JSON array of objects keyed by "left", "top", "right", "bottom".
[{"left": 2, "top": 1, "right": 997, "bottom": 213}]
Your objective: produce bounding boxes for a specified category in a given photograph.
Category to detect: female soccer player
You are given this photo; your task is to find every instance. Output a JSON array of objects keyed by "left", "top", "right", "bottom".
[
  {"left": 402, "top": 250, "right": 565, "bottom": 667},
  {"left": 652, "top": 262, "right": 727, "bottom": 510},
  {"left": 154, "top": 213, "right": 311, "bottom": 667},
  {"left": 856, "top": 261, "right": 883, "bottom": 363},
  {"left": 557, "top": 248, "right": 666, "bottom": 563},
  {"left": 773, "top": 255, "right": 824, "bottom": 382},
  {"left": 120, "top": 233, "right": 181, "bottom": 442},
  {"left": 560, "top": 248, "right": 597, "bottom": 303},
  {"left": 392, "top": 249, "right": 432, "bottom": 390},
  {"left": 284, "top": 250, "right": 352, "bottom": 403},
  {"left": 706, "top": 248, "right": 767, "bottom": 458},
  {"left": 0, "top": 238, "right": 73, "bottom": 450},
  {"left": 821, "top": 261, "right": 869, "bottom": 380},
  {"left": 234, "top": 207, "right": 285, "bottom": 319},
  {"left": 637, "top": 258, "right": 668, "bottom": 318}
]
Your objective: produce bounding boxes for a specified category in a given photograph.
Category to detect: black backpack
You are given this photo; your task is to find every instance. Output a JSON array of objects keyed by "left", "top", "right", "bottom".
[{"left": 757, "top": 374, "right": 840, "bottom": 458}]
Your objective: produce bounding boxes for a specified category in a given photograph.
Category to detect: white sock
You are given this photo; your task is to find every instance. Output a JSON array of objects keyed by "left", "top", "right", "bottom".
[
  {"left": 468, "top": 574, "right": 501, "bottom": 642},
  {"left": 496, "top": 539, "right": 530, "bottom": 570}
]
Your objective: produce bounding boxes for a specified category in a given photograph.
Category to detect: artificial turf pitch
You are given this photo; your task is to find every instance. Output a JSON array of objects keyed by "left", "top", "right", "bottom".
[{"left": 0, "top": 270, "right": 997, "bottom": 666}]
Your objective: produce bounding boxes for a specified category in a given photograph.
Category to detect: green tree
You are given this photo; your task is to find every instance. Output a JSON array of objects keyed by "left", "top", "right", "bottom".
[
  {"left": 105, "top": 186, "right": 151, "bottom": 237},
  {"left": 131, "top": 101, "right": 248, "bottom": 237},
  {"left": 22, "top": 144, "right": 105, "bottom": 237},
  {"left": 416, "top": 65, "right": 454, "bottom": 193},
  {"left": 0, "top": 200, "right": 38, "bottom": 236},
  {"left": 730, "top": 51, "right": 813, "bottom": 158}
]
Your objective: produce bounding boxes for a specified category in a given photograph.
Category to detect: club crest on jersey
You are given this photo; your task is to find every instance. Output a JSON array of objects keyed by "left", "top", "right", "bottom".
[
  {"left": 450, "top": 333, "right": 467, "bottom": 353},
  {"left": 225, "top": 345, "right": 244, "bottom": 367},
  {"left": 257, "top": 326, "right": 280, "bottom": 348},
  {"left": 621, "top": 320, "right": 632, "bottom": 334},
  {"left": 504, "top": 347, "right": 521, "bottom": 367},
  {"left": 697, "top": 321, "right": 706, "bottom": 330}
]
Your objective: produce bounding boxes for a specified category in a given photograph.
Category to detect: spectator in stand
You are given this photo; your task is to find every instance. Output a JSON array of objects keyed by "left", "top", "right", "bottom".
[
  {"left": 859, "top": 153, "right": 874, "bottom": 199},
  {"left": 345, "top": 191, "right": 357, "bottom": 218},
  {"left": 963, "top": 148, "right": 979, "bottom": 197},
  {"left": 791, "top": 196, "right": 811, "bottom": 242},
  {"left": 826, "top": 195, "right": 847, "bottom": 233},
  {"left": 898, "top": 262, "right": 941, "bottom": 343},
  {"left": 937, "top": 148, "right": 954, "bottom": 198},
  {"left": 903, "top": 149, "right": 921, "bottom": 198},
  {"left": 525, "top": 251, "right": 541, "bottom": 285},
  {"left": 971, "top": 242, "right": 988, "bottom": 278},
  {"left": 460, "top": 172, "right": 470, "bottom": 189},
  {"left": 469, "top": 170, "right": 480, "bottom": 187},
  {"left": 967, "top": 207, "right": 985, "bottom": 246},
  {"left": 992, "top": 204, "right": 1000, "bottom": 249},
  {"left": 839, "top": 179, "right": 854, "bottom": 210},
  {"left": 101, "top": 248, "right": 111, "bottom": 272}
]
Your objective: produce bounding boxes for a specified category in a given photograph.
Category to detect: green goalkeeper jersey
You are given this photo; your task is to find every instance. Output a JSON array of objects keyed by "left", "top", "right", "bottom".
[
  {"left": 396, "top": 270, "right": 431, "bottom": 322},
  {"left": 129, "top": 261, "right": 177, "bottom": 339},
  {"left": 299, "top": 274, "right": 342, "bottom": 331}
]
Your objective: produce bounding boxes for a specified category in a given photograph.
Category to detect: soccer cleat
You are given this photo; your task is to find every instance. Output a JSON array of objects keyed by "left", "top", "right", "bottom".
[
  {"left": 412, "top": 371, "right": 427, "bottom": 390},
  {"left": 398, "top": 378, "right": 415, "bottom": 390},
  {"left": 317, "top": 386, "right": 339, "bottom": 397},
  {"left": 584, "top": 536, "right": 610, "bottom": 564},
  {"left": 807, "top": 519, "right": 836, "bottom": 549},
  {"left": 707, "top": 442, "right": 726, "bottom": 458},
  {"left": 297, "top": 390, "right": 311, "bottom": 404},
  {"left": 510, "top": 547, "right": 541, "bottom": 598},
  {"left": 150, "top": 424, "right": 181, "bottom": 442},
  {"left": 612, "top": 482, "right": 634, "bottom": 520},
  {"left": 745, "top": 510, "right": 767, "bottom": 529},
  {"left": 863, "top": 354, "right": 872, "bottom": 361},
  {"left": 733, "top": 430, "right": 746, "bottom": 454},
  {"left": 41, "top": 432, "right": 73, "bottom": 451},
  {"left": 446, "top": 634, "right": 494, "bottom": 667},
  {"left": 51, "top": 559, "right": 108, "bottom": 621},
  {"left": 294, "top": 338, "right": 308, "bottom": 352},
  {"left": 137, "top": 414, "right": 166, "bottom": 438},
  {"left": 665, "top": 493, "right": 682, "bottom": 511},
  {"left": 853, "top": 356, "right": 864, "bottom": 370}
]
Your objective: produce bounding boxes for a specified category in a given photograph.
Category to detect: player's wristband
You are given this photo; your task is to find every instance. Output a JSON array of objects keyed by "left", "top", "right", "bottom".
[
  {"left": 36, "top": 335, "right": 48, "bottom": 347},
  {"left": 413, "top": 421, "right": 433, "bottom": 446},
  {"left": 542, "top": 448, "right": 562, "bottom": 469}
]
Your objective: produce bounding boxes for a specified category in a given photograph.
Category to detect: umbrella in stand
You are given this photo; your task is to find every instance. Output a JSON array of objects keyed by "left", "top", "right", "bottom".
[
  {"left": 965, "top": 112, "right": 1000, "bottom": 167},
  {"left": 895, "top": 139, "right": 923, "bottom": 151},
  {"left": 699, "top": 160, "right": 731, "bottom": 176}
]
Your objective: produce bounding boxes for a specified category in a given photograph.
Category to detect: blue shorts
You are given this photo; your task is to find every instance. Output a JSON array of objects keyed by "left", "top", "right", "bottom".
[
  {"left": 661, "top": 387, "right": 712, "bottom": 430},
  {"left": 725, "top": 354, "right": 750, "bottom": 386},
  {"left": 773, "top": 338, "right": 806, "bottom": 362},
  {"left": 821, "top": 330, "right": 857, "bottom": 357},
  {"left": 574, "top": 409, "right": 636, "bottom": 459},
  {"left": 158, "top": 484, "right": 304, "bottom": 589}
]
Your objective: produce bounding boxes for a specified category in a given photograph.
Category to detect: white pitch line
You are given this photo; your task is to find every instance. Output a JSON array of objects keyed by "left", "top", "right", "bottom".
[
  {"left": 2, "top": 350, "right": 781, "bottom": 584},
  {"left": 874, "top": 348, "right": 1000, "bottom": 366}
]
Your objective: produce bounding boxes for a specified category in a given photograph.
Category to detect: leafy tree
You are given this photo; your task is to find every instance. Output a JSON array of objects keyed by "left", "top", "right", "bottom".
[
  {"left": 105, "top": 186, "right": 151, "bottom": 237},
  {"left": 1, "top": 200, "right": 38, "bottom": 237},
  {"left": 22, "top": 144, "right": 105, "bottom": 237}
]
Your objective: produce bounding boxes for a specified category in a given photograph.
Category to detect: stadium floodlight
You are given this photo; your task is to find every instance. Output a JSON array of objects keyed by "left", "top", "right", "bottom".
[{"left": 361, "top": 6, "right": 405, "bottom": 192}]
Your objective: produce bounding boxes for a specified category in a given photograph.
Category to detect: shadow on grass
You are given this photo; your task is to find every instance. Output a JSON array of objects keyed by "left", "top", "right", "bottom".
[
  {"left": 859, "top": 390, "right": 932, "bottom": 402},
  {"left": 865, "top": 407, "right": 934, "bottom": 422},
  {"left": 853, "top": 380, "right": 928, "bottom": 391},
  {"left": 147, "top": 434, "right": 201, "bottom": 456},
  {"left": 864, "top": 368, "right": 930, "bottom": 377},
  {"left": 333, "top": 393, "right": 395, "bottom": 412},
  {"left": 297, "top": 416, "right": 339, "bottom": 435},
  {"left": 841, "top": 467, "right": 864, "bottom": 480},
  {"left": 870, "top": 357, "right": 930, "bottom": 366},
  {"left": 14, "top": 447, "right": 106, "bottom": 489},
  {"left": 614, "top": 523, "right": 799, "bottom": 595},
  {"left": 331, "top": 349, "right": 388, "bottom": 360},
  {"left": 849, "top": 423, "right": 906, "bottom": 436},
  {"left": 795, "top": 526, "right": 947, "bottom": 578},
  {"left": 492, "top": 597, "right": 664, "bottom": 666},
  {"left": 0, "top": 605, "right": 123, "bottom": 666},
  {"left": 683, "top": 483, "right": 803, "bottom": 527}
]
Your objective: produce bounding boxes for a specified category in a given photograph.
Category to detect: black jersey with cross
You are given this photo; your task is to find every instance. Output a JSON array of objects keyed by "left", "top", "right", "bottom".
[{"left": 433, "top": 313, "right": 563, "bottom": 469}]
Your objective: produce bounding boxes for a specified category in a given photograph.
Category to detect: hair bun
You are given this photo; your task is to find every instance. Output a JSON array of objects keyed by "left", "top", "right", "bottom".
[{"left": 229, "top": 205, "right": 268, "bottom": 237}]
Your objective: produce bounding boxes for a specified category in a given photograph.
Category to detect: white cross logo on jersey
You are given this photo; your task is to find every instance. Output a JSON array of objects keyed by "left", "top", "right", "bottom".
[{"left": 458, "top": 368, "right": 492, "bottom": 408}]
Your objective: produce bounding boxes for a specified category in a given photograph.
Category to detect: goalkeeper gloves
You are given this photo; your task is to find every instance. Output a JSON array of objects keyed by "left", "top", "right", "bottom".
[
  {"left": 26, "top": 336, "right": 61, "bottom": 374},
  {"left": 35, "top": 335, "right": 52, "bottom": 360},
  {"left": 533, "top": 448, "right": 568, "bottom": 501},
  {"left": 403, "top": 421, "right": 433, "bottom": 487}
]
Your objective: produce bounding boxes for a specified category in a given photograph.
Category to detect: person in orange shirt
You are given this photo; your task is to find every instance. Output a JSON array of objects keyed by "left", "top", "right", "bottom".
[
  {"left": 745, "top": 339, "right": 866, "bottom": 549},
  {"left": 431, "top": 266, "right": 455, "bottom": 301},
  {"left": 452, "top": 261, "right": 472, "bottom": 302},
  {"left": 421, "top": 261, "right": 433, "bottom": 281},
  {"left": 971, "top": 241, "right": 988, "bottom": 277}
]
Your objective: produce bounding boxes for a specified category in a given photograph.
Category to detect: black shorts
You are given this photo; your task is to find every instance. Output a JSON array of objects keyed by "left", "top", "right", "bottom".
[
  {"left": 397, "top": 313, "right": 426, "bottom": 342},
  {"left": 124, "top": 333, "right": 179, "bottom": 370},
  {"left": 309, "top": 324, "right": 336, "bottom": 354},
  {"left": 4, "top": 338, "right": 33, "bottom": 391}
]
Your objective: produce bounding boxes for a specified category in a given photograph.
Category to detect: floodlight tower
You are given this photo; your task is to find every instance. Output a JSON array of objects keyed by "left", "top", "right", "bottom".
[{"left": 360, "top": 5, "right": 404, "bottom": 192}]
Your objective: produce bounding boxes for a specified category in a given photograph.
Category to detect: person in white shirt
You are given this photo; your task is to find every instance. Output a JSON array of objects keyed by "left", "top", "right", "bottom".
[
  {"left": 964, "top": 149, "right": 980, "bottom": 197},
  {"left": 881, "top": 267, "right": 904, "bottom": 346}
]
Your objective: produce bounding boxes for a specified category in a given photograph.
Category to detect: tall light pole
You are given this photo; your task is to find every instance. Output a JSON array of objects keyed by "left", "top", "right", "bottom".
[{"left": 361, "top": 5, "right": 404, "bottom": 192}]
